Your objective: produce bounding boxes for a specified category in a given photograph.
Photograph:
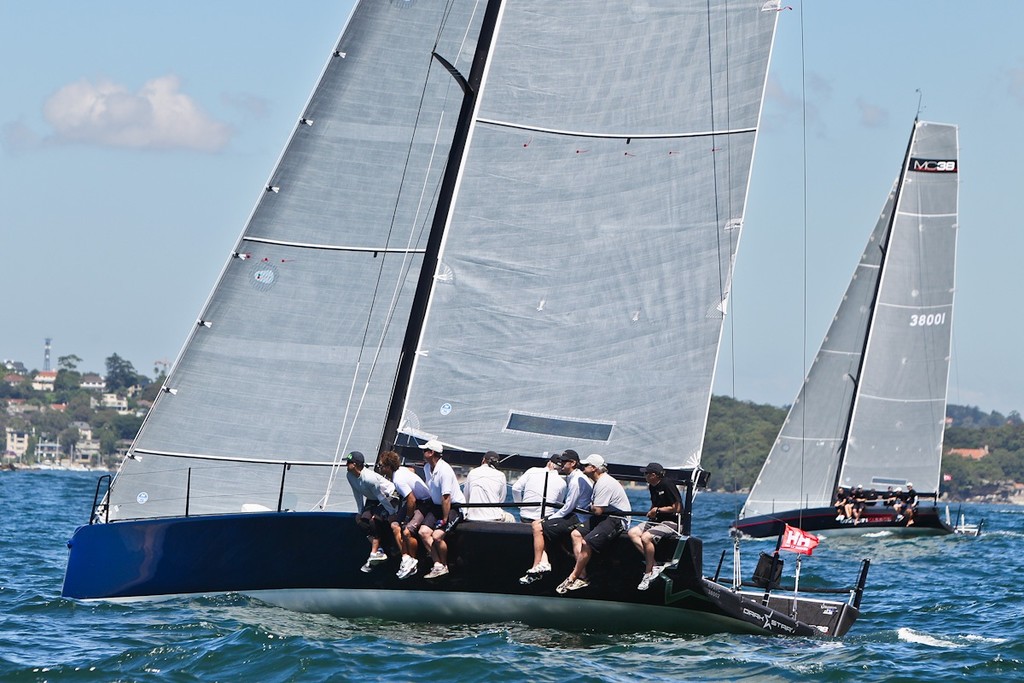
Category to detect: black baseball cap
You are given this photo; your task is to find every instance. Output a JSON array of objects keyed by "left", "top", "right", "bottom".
[{"left": 557, "top": 449, "right": 580, "bottom": 464}]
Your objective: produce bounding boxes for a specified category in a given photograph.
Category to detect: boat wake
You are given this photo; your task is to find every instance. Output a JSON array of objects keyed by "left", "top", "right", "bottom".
[
  {"left": 896, "top": 627, "right": 1006, "bottom": 648},
  {"left": 858, "top": 530, "right": 893, "bottom": 539}
]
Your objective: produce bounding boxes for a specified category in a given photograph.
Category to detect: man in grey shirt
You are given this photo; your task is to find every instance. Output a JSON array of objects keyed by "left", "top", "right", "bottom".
[{"left": 555, "top": 453, "right": 630, "bottom": 593}]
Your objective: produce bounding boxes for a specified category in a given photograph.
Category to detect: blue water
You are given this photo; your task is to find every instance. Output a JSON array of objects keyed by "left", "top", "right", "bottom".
[{"left": 2, "top": 471, "right": 1021, "bottom": 682}]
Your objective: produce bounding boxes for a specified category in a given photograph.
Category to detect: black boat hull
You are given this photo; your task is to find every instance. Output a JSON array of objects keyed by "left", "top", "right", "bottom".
[
  {"left": 63, "top": 511, "right": 859, "bottom": 636},
  {"left": 732, "top": 505, "right": 953, "bottom": 539}
]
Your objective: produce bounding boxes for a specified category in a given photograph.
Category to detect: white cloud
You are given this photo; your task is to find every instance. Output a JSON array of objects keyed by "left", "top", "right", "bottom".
[
  {"left": 42, "top": 75, "right": 232, "bottom": 151},
  {"left": 856, "top": 98, "right": 888, "bottom": 128}
]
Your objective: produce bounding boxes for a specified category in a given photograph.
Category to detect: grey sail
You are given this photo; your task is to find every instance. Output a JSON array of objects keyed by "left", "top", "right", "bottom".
[
  {"left": 108, "top": 2, "right": 485, "bottom": 520},
  {"left": 104, "top": 0, "right": 778, "bottom": 522},
  {"left": 402, "top": 2, "right": 778, "bottom": 466},
  {"left": 741, "top": 121, "right": 958, "bottom": 519},
  {"left": 839, "top": 122, "right": 958, "bottom": 493}
]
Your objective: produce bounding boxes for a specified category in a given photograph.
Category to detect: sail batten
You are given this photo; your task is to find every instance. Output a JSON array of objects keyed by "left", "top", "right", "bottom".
[
  {"left": 476, "top": 117, "right": 758, "bottom": 139},
  {"left": 242, "top": 236, "right": 427, "bottom": 254}
]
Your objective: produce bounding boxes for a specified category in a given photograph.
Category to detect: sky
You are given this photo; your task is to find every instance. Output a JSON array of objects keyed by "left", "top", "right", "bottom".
[{"left": 2, "top": 1, "right": 1022, "bottom": 414}]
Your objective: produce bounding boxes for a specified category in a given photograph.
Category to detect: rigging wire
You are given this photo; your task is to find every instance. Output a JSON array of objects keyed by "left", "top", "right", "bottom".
[
  {"left": 798, "top": 0, "right": 808, "bottom": 529},
  {"left": 705, "top": 0, "right": 726, "bottom": 334},
  {"left": 322, "top": 0, "right": 469, "bottom": 507}
]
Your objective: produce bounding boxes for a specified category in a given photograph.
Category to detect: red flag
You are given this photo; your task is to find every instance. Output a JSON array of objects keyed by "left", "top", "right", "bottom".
[{"left": 780, "top": 524, "right": 819, "bottom": 556}]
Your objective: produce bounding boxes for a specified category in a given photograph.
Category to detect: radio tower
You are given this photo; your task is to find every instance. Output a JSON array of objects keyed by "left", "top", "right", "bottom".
[{"left": 44, "top": 338, "right": 52, "bottom": 371}]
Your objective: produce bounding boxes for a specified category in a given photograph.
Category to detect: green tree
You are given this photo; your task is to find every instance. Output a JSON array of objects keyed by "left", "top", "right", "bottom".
[
  {"left": 58, "top": 354, "right": 82, "bottom": 372},
  {"left": 68, "top": 394, "right": 93, "bottom": 422},
  {"left": 104, "top": 354, "right": 138, "bottom": 393},
  {"left": 703, "top": 396, "right": 786, "bottom": 491},
  {"left": 59, "top": 425, "right": 81, "bottom": 456},
  {"left": 54, "top": 368, "right": 82, "bottom": 393},
  {"left": 31, "top": 407, "right": 70, "bottom": 436}
]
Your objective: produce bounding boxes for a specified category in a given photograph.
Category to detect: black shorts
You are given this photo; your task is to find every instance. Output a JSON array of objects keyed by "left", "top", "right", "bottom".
[
  {"left": 584, "top": 516, "right": 624, "bottom": 553},
  {"left": 356, "top": 504, "right": 390, "bottom": 538},
  {"left": 422, "top": 505, "right": 463, "bottom": 534},
  {"left": 541, "top": 514, "right": 583, "bottom": 541}
]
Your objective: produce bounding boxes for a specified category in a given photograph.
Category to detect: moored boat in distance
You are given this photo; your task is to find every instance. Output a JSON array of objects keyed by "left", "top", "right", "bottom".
[
  {"left": 734, "top": 120, "right": 959, "bottom": 540},
  {"left": 63, "top": 0, "right": 867, "bottom": 636}
]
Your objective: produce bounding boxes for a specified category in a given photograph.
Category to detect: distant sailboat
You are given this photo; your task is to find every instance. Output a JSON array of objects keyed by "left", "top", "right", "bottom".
[
  {"left": 62, "top": 0, "right": 866, "bottom": 636},
  {"left": 733, "top": 120, "right": 959, "bottom": 539}
]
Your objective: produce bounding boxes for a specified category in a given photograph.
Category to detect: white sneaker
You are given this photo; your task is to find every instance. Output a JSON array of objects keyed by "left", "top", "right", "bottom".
[
  {"left": 397, "top": 558, "right": 418, "bottom": 580},
  {"left": 394, "top": 555, "right": 412, "bottom": 578},
  {"left": 425, "top": 564, "right": 449, "bottom": 579},
  {"left": 367, "top": 550, "right": 387, "bottom": 565},
  {"left": 651, "top": 564, "right": 668, "bottom": 579},
  {"left": 527, "top": 561, "right": 552, "bottom": 575},
  {"left": 359, "top": 560, "right": 373, "bottom": 573},
  {"left": 637, "top": 572, "right": 653, "bottom": 591}
]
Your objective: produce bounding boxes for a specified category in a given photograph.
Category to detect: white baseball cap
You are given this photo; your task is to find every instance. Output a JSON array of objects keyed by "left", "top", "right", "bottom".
[{"left": 419, "top": 439, "right": 444, "bottom": 454}]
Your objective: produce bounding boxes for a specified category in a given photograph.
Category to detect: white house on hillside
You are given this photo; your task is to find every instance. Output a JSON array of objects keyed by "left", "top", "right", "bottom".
[
  {"left": 80, "top": 374, "right": 106, "bottom": 391},
  {"left": 31, "top": 370, "right": 57, "bottom": 391}
]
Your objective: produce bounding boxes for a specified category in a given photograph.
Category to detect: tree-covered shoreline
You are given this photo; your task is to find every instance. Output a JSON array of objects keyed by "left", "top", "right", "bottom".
[{"left": 4, "top": 356, "right": 1021, "bottom": 501}]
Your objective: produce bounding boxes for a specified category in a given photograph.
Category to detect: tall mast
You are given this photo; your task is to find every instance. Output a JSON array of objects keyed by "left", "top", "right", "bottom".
[
  {"left": 830, "top": 119, "right": 919, "bottom": 497},
  {"left": 378, "top": 0, "right": 505, "bottom": 454}
]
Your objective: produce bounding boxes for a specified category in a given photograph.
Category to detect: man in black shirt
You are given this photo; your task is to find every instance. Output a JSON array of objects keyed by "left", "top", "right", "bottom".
[{"left": 627, "top": 462, "right": 682, "bottom": 590}]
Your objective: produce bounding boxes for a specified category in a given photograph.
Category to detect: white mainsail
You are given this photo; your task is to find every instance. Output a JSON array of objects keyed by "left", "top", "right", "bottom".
[
  {"left": 741, "top": 121, "right": 958, "bottom": 518},
  {"left": 403, "top": 4, "right": 778, "bottom": 463},
  {"left": 102, "top": 0, "right": 779, "bottom": 522}
]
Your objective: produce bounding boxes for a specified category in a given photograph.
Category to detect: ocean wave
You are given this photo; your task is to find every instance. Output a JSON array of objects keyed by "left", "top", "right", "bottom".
[
  {"left": 897, "top": 627, "right": 964, "bottom": 648},
  {"left": 897, "top": 627, "right": 1009, "bottom": 649}
]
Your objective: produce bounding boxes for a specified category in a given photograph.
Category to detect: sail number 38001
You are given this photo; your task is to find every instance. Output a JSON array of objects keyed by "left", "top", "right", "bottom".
[{"left": 910, "top": 312, "right": 946, "bottom": 327}]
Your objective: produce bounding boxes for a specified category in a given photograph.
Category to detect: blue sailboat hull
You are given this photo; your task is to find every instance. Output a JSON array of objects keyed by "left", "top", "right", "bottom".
[{"left": 62, "top": 512, "right": 859, "bottom": 636}]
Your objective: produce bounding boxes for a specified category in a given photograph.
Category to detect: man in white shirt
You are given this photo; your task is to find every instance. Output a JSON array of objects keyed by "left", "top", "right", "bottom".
[
  {"left": 519, "top": 449, "right": 594, "bottom": 584},
  {"left": 511, "top": 454, "right": 566, "bottom": 522},
  {"left": 344, "top": 450, "right": 397, "bottom": 573},
  {"left": 556, "top": 453, "right": 631, "bottom": 593},
  {"left": 374, "top": 450, "right": 432, "bottom": 579},
  {"left": 463, "top": 451, "right": 513, "bottom": 522},
  {"left": 416, "top": 439, "right": 466, "bottom": 579}
]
